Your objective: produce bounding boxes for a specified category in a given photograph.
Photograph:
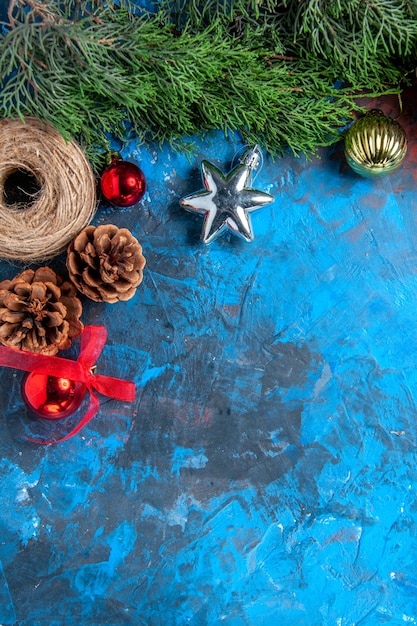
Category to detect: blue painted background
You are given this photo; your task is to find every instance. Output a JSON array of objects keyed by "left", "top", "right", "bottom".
[{"left": 1, "top": 23, "right": 417, "bottom": 618}]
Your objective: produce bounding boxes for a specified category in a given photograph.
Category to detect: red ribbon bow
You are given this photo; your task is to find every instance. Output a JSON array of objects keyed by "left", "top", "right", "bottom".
[{"left": 0, "top": 325, "right": 136, "bottom": 444}]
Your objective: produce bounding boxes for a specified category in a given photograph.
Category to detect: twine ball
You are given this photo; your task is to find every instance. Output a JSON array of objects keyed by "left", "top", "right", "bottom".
[{"left": 0, "top": 117, "right": 97, "bottom": 261}]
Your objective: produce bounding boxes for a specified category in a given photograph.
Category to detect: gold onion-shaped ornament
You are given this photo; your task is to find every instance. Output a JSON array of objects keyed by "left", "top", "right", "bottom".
[{"left": 344, "top": 109, "right": 407, "bottom": 178}]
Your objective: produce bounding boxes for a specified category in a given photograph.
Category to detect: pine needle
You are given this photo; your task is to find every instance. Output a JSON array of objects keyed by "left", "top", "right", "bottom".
[{"left": 0, "top": 0, "right": 415, "bottom": 170}]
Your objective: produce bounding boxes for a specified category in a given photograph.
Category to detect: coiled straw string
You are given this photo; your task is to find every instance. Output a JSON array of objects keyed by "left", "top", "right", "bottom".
[{"left": 0, "top": 117, "right": 96, "bottom": 262}]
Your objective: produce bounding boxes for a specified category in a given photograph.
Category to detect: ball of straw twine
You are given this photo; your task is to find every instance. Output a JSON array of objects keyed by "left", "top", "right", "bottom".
[{"left": 0, "top": 117, "right": 97, "bottom": 262}]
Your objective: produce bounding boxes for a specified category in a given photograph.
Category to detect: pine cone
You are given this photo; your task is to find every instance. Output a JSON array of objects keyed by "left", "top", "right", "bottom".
[
  {"left": 66, "top": 224, "right": 146, "bottom": 303},
  {"left": 0, "top": 267, "right": 83, "bottom": 355}
]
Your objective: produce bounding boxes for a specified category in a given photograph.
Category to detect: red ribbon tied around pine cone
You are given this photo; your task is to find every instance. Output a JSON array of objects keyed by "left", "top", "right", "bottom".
[{"left": 0, "top": 325, "right": 136, "bottom": 444}]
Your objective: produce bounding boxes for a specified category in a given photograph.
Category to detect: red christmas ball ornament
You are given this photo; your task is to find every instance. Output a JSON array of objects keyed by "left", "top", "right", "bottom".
[
  {"left": 21, "top": 373, "right": 86, "bottom": 420},
  {"left": 100, "top": 156, "right": 146, "bottom": 207}
]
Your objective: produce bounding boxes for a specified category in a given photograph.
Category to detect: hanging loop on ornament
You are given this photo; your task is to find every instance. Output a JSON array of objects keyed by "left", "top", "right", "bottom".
[
  {"left": 104, "top": 136, "right": 125, "bottom": 163},
  {"left": 377, "top": 90, "right": 404, "bottom": 122},
  {"left": 232, "top": 144, "right": 264, "bottom": 184},
  {"left": 392, "top": 92, "right": 403, "bottom": 121}
]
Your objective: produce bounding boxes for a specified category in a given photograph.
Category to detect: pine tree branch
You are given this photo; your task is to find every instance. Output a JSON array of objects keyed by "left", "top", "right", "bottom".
[{"left": 0, "top": 0, "right": 415, "bottom": 170}]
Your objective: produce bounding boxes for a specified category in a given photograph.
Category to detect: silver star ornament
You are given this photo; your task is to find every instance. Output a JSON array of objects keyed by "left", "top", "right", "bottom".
[{"left": 180, "top": 147, "right": 274, "bottom": 244}]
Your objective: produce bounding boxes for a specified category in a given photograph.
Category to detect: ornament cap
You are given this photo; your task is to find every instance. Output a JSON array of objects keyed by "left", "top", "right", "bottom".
[
  {"left": 104, "top": 151, "right": 122, "bottom": 166},
  {"left": 240, "top": 145, "right": 262, "bottom": 173}
]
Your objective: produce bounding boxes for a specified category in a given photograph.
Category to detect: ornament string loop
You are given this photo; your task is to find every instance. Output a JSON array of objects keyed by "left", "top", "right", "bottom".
[{"left": 0, "top": 325, "right": 136, "bottom": 444}]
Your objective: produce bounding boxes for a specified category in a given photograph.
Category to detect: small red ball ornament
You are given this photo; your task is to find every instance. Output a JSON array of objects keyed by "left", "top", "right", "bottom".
[
  {"left": 21, "top": 373, "right": 86, "bottom": 420},
  {"left": 100, "top": 156, "right": 146, "bottom": 207}
]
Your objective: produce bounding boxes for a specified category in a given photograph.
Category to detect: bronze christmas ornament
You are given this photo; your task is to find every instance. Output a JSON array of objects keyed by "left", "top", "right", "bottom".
[{"left": 344, "top": 109, "right": 407, "bottom": 178}]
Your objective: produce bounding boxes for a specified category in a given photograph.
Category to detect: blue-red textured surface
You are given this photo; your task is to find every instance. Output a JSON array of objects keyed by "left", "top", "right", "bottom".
[{"left": 1, "top": 84, "right": 417, "bottom": 624}]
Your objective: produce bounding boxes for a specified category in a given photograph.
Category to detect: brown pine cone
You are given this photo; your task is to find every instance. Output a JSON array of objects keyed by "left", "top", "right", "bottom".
[
  {"left": 0, "top": 267, "right": 83, "bottom": 355},
  {"left": 66, "top": 224, "right": 146, "bottom": 303}
]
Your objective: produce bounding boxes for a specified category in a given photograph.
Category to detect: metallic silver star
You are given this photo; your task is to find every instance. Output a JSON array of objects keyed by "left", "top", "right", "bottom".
[{"left": 180, "top": 148, "right": 274, "bottom": 244}]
